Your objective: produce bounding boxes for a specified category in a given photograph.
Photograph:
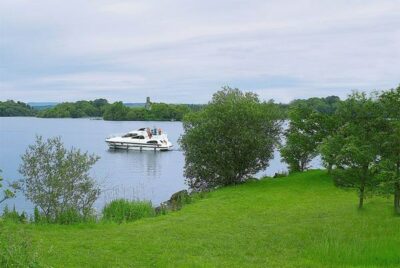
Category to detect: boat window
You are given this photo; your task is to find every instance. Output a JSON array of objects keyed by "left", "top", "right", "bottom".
[
  {"left": 123, "top": 133, "right": 137, "bottom": 138},
  {"left": 132, "top": 135, "right": 145, "bottom": 139},
  {"left": 147, "top": 140, "right": 158, "bottom": 144},
  {"left": 138, "top": 128, "right": 146, "bottom": 131}
]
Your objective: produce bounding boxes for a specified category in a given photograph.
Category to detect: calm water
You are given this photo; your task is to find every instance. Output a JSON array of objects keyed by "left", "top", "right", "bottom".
[{"left": 0, "top": 117, "right": 320, "bottom": 213}]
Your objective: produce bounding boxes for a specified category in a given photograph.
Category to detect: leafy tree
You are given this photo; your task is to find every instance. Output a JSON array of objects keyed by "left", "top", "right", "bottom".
[
  {"left": 0, "top": 170, "right": 18, "bottom": 205},
  {"left": 280, "top": 105, "right": 319, "bottom": 172},
  {"left": 19, "top": 136, "right": 100, "bottom": 222},
  {"left": 320, "top": 92, "right": 384, "bottom": 209},
  {"left": 179, "top": 87, "right": 281, "bottom": 191},
  {"left": 92, "top": 98, "right": 108, "bottom": 108},
  {"left": 377, "top": 85, "right": 400, "bottom": 214},
  {"left": 290, "top": 96, "right": 341, "bottom": 115},
  {"left": 103, "top": 101, "right": 196, "bottom": 121},
  {"left": 103, "top": 102, "right": 130, "bottom": 120},
  {"left": 280, "top": 100, "right": 339, "bottom": 173},
  {"left": 37, "top": 99, "right": 108, "bottom": 118}
]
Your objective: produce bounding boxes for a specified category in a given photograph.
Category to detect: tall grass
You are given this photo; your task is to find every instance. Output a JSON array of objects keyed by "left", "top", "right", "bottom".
[
  {"left": 102, "top": 199, "right": 155, "bottom": 223},
  {"left": 0, "top": 222, "right": 40, "bottom": 267}
]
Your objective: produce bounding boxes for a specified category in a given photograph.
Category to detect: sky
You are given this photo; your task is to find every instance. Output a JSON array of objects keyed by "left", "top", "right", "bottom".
[{"left": 0, "top": 0, "right": 399, "bottom": 104}]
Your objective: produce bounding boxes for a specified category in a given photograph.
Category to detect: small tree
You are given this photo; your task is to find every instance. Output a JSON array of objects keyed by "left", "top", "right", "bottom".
[
  {"left": 320, "top": 92, "right": 384, "bottom": 209},
  {"left": 280, "top": 104, "right": 319, "bottom": 172},
  {"left": 19, "top": 136, "right": 100, "bottom": 222},
  {"left": 280, "top": 101, "right": 339, "bottom": 173},
  {"left": 179, "top": 87, "right": 281, "bottom": 191}
]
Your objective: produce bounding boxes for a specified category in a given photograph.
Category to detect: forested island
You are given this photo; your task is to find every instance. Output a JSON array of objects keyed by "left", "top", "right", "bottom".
[
  {"left": 0, "top": 95, "right": 340, "bottom": 121},
  {"left": 0, "top": 98, "right": 204, "bottom": 121},
  {"left": 0, "top": 100, "right": 36, "bottom": 117}
]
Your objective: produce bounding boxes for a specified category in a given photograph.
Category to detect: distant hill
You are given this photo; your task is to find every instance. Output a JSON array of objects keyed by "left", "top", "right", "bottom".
[
  {"left": 123, "top": 103, "right": 145, "bottom": 108},
  {"left": 28, "top": 102, "right": 59, "bottom": 110}
]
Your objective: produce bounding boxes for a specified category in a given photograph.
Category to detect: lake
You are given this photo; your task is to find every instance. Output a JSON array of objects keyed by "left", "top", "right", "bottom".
[{"left": 0, "top": 117, "right": 320, "bottom": 213}]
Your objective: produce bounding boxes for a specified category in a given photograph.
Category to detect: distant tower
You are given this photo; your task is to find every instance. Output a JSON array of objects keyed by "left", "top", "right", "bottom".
[{"left": 145, "top": 97, "right": 152, "bottom": 111}]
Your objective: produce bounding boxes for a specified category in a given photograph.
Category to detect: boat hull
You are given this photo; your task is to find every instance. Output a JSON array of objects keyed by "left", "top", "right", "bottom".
[{"left": 106, "top": 141, "right": 173, "bottom": 151}]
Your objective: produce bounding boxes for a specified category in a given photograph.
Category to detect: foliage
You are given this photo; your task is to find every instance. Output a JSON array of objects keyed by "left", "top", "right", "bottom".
[
  {"left": 2, "top": 98, "right": 203, "bottom": 121},
  {"left": 33, "top": 207, "right": 45, "bottom": 224},
  {"left": 180, "top": 87, "right": 281, "bottom": 191},
  {"left": 102, "top": 101, "right": 129, "bottom": 120},
  {"left": 102, "top": 199, "right": 154, "bottom": 223},
  {"left": 280, "top": 97, "right": 340, "bottom": 173},
  {"left": 19, "top": 136, "right": 100, "bottom": 223},
  {"left": 103, "top": 101, "right": 194, "bottom": 121},
  {"left": 0, "top": 170, "right": 19, "bottom": 205},
  {"left": 289, "top": 95, "right": 341, "bottom": 114},
  {"left": 280, "top": 105, "right": 319, "bottom": 172},
  {"left": 320, "top": 92, "right": 385, "bottom": 208},
  {"left": 0, "top": 100, "right": 36, "bottom": 116},
  {"left": 2, "top": 205, "right": 27, "bottom": 223},
  {"left": 376, "top": 85, "right": 400, "bottom": 214},
  {"left": 55, "top": 207, "right": 97, "bottom": 225},
  {"left": 37, "top": 99, "right": 108, "bottom": 118},
  {"left": 14, "top": 171, "right": 400, "bottom": 267}
]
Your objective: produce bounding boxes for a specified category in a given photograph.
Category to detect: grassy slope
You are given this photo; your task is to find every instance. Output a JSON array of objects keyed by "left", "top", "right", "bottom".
[{"left": 27, "top": 170, "right": 400, "bottom": 267}]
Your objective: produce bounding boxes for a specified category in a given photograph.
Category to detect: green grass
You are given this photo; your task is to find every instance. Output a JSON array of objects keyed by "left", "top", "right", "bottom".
[
  {"left": 18, "top": 170, "right": 400, "bottom": 267},
  {"left": 0, "top": 223, "right": 39, "bottom": 267}
]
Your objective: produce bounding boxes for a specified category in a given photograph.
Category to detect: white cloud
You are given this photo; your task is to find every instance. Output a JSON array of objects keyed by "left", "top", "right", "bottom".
[{"left": 0, "top": 0, "right": 399, "bottom": 103}]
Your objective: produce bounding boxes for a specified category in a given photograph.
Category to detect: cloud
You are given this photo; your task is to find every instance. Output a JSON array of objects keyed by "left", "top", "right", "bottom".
[{"left": 0, "top": 0, "right": 399, "bottom": 103}]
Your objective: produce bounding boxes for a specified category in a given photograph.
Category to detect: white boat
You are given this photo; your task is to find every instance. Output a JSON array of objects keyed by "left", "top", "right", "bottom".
[{"left": 106, "top": 127, "right": 173, "bottom": 151}]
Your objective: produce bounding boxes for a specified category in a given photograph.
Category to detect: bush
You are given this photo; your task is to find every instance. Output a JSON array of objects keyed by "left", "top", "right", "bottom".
[
  {"left": 102, "top": 199, "right": 154, "bottom": 223},
  {"left": 19, "top": 136, "right": 100, "bottom": 223},
  {"left": 55, "top": 207, "right": 97, "bottom": 225},
  {"left": 2, "top": 205, "right": 27, "bottom": 224}
]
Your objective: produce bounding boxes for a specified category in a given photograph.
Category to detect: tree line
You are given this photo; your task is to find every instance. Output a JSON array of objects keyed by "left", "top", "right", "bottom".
[
  {"left": 0, "top": 97, "right": 340, "bottom": 120},
  {"left": 280, "top": 85, "right": 400, "bottom": 212},
  {"left": 0, "top": 100, "right": 36, "bottom": 116},
  {"left": 102, "top": 101, "right": 197, "bottom": 121},
  {"left": 0, "top": 98, "right": 204, "bottom": 121},
  {"left": 180, "top": 85, "right": 400, "bottom": 213}
]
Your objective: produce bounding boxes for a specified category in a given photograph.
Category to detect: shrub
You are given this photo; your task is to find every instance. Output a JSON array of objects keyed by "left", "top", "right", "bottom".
[
  {"left": 2, "top": 205, "right": 27, "bottom": 224},
  {"left": 19, "top": 136, "right": 100, "bottom": 223},
  {"left": 33, "top": 207, "right": 45, "bottom": 224},
  {"left": 55, "top": 207, "right": 97, "bottom": 225},
  {"left": 102, "top": 199, "right": 154, "bottom": 223}
]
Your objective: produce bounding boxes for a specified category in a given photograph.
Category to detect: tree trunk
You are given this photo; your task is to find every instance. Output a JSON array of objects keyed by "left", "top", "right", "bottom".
[
  {"left": 395, "top": 162, "right": 400, "bottom": 215},
  {"left": 358, "top": 167, "right": 367, "bottom": 209},
  {"left": 300, "top": 160, "right": 305, "bottom": 172},
  {"left": 327, "top": 163, "right": 333, "bottom": 174},
  {"left": 394, "top": 185, "right": 400, "bottom": 214},
  {"left": 358, "top": 186, "right": 364, "bottom": 209}
]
